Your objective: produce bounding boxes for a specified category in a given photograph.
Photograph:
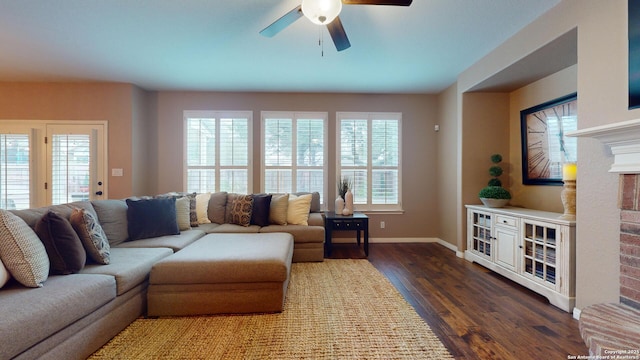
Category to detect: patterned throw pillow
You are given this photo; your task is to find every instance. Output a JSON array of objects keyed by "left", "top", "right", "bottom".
[
  {"left": 70, "top": 208, "right": 111, "bottom": 265},
  {"left": 226, "top": 194, "right": 254, "bottom": 227},
  {"left": 35, "top": 211, "right": 86, "bottom": 274},
  {"left": 0, "top": 210, "right": 49, "bottom": 287}
]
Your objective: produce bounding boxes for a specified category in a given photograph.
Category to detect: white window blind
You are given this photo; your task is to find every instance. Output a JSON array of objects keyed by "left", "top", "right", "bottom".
[
  {"left": 262, "top": 112, "right": 326, "bottom": 204},
  {"left": 185, "top": 111, "right": 252, "bottom": 194},
  {"left": 51, "top": 134, "right": 91, "bottom": 204},
  {"left": 0, "top": 134, "right": 30, "bottom": 209},
  {"left": 338, "top": 112, "right": 402, "bottom": 211}
]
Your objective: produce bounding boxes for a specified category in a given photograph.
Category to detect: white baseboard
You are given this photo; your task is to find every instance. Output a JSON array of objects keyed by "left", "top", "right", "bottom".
[{"left": 573, "top": 307, "right": 581, "bottom": 320}]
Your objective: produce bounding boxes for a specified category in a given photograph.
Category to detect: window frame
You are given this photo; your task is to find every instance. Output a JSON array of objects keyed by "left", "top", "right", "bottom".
[
  {"left": 183, "top": 110, "right": 253, "bottom": 194},
  {"left": 261, "top": 111, "right": 328, "bottom": 206},
  {"left": 336, "top": 112, "right": 403, "bottom": 212}
]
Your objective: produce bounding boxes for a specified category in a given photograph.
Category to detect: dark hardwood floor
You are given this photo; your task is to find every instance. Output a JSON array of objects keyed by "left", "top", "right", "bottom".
[{"left": 327, "top": 242, "right": 589, "bottom": 360}]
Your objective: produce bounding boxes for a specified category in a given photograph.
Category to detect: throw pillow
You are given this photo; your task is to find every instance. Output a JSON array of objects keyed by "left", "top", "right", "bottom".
[
  {"left": 269, "top": 193, "right": 289, "bottom": 225},
  {"left": 0, "top": 210, "right": 49, "bottom": 287},
  {"left": 207, "top": 191, "right": 228, "bottom": 224},
  {"left": 126, "top": 197, "right": 180, "bottom": 241},
  {"left": 287, "top": 193, "right": 313, "bottom": 225},
  {"left": 70, "top": 208, "right": 111, "bottom": 265},
  {"left": 91, "top": 199, "right": 129, "bottom": 246},
  {"left": 226, "top": 194, "right": 254, "bottom": 227},
  {"left": 0, "top": 257, "right": 10, "bottom": 289},
  {"left": 295, "top": 191, "right": 321, "bottom": 213},
  {"left": 187, "top": 193, "right": 198, "bottom": 227},
  {"left": 35, "top": 211, "right": 86, "bottom": 275},
  {"left": 251, "top": 194, "right": 272, "bottom": 226},
  {"left": 175, "top": 196, "right": 191, "bottom": 231},
  {"left": 195, "top": 193, "right": 212, "bottom": 224}
]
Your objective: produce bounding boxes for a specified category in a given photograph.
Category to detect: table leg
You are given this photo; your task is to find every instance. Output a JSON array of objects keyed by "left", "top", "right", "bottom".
[{"left": 364, "top": 225, "right": 369, "bottom": 257}]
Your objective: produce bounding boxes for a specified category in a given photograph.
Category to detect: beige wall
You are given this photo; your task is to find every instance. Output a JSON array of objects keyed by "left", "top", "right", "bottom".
[
  {"left": 508, "top": 65, "right": 578, "bottom": 213},
  {"left": 436, "top": 83, "right": 459, "bottom": 249},
  {"left": 0, "top": 82, "right": 136, "bottom": 199},
  {"left": 154, "top": 91, "right": 439, "bottom": 240}
]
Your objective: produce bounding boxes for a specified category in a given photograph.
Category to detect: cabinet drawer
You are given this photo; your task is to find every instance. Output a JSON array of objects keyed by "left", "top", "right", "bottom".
[
  {"left": 332, "top": 220, "right": 365, "bottom": 230},
  {"left": 495, "top": 215, "right": 518, "bottom": 228}
]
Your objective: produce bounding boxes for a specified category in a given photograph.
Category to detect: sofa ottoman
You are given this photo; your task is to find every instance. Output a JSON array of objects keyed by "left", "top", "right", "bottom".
[{"left": 147, "top": 233, "right": 294, "bottom": 316}]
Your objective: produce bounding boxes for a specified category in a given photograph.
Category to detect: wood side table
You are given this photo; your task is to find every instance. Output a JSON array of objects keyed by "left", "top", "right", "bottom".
[{"left": 324, "top": 211, "right": 369, "bottom": 257}]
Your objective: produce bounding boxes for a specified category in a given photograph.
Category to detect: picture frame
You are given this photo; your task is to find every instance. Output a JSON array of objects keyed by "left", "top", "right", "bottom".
[{"left": 520, "top": 93, "right": 577, "bottom": 186}]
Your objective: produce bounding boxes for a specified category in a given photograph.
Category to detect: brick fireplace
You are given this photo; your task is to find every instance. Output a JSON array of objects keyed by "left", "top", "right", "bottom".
[{"left": 619, "top": 174, "right": 640, "bottom": 309}]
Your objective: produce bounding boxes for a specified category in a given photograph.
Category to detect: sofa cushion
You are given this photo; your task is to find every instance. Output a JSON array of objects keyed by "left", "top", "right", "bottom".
[
  {"left": 207, "top": 223, "right": 261, "bottom": 233},
  {"left": 259, "top": 224, "right": 325, "bottom": 243},
  {"left": 80, "top": 247, "right": 172, "bottom": 295},
  {"left": 35, "top": 211, "right": 86, "bottom": 274},
  {"left": 175, "top": 196, "right": 191, "bottom": 231},
  {"left": 70, "top": 208, "right": 111, "bottom": 265},
  {"left": 0, "top": 257, "right": 10, "bottom": 289},
  {"left": 269, "top": 193, "right": 289, "bottom": 225},
  {"left": 207, "top": 191, "right": 227, "bottom": 224},
  {"left": 115, "top": 229, "right": 205, "bottom": 252},
  {"left": 126, "top": 198, "right": 179, "bottom": 241},
  {"left": 287, "top": 193, "right": 312, "bottom": 225},
  {"left": 195, "top": 193, "right": 212, "bottom": 224},
  {"left": 91, "top": 199, "right": 129, "bottom": 246},
  {"left": 251, "top": 194, "right": 272, "bottom": 226},
  {"left": 0, "top": 273, "right": 115, "bottom": 360},
  {"left": 0, "top": 210, "right": 49, "bottom": 287},
  {"left": 9, "top": 201, "right": 97, "bottom": 230},
  {"left": 225, "top": 194, "right": 253, "bottom": 227}
]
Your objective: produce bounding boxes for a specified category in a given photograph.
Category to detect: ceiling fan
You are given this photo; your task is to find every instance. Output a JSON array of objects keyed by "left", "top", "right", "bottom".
[{"left": 260, "top": 0, "right": 413, "bottom": 52}]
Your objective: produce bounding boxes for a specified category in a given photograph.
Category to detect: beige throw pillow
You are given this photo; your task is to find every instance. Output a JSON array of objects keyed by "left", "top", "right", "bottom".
[
  {"left": 287, "top": 194, "right": 312, "bottom": 225},
  {"left": 0, "top": 210, "right": 49, "bottom": 287},
  {"left": 269, "top": 193, "right": 289, "bottom": 225},
  {"left": 0, "top": 256, "right": 12, "bottom": 289},
  {"left": 175, "top": 196, "right": 191, "bottom": 231},
  {"left": 195, "top": 193, "right": 212, "bottom": 224}
]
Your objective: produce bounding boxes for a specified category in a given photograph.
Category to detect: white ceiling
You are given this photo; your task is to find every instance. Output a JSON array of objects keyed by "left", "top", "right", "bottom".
[{"left": 0, "top": 0, "right": 561, "bottom": 94}]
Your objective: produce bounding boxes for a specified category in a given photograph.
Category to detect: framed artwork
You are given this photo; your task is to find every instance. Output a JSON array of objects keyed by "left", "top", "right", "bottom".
[{"left": 520, "top": 93, "right": 577, "bottom": 185}]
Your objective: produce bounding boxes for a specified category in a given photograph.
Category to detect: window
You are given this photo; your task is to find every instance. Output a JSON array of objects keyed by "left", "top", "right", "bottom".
[
  {"left": 262, "top": 111, "right": 327, "bottom": 204},
  {"left": 337, "top": 112, "right": 402, "bottom": 212},
  {"left": 184, "top": 111, "right": 252, "bottom": 194}
]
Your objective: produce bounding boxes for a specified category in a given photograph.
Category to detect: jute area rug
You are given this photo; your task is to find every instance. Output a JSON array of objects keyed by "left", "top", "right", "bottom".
[{"left": 90, "top": 259, "right": 453, "bottom": 359}]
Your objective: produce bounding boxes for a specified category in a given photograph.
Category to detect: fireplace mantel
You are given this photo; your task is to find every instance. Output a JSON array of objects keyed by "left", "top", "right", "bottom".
[{"left": 567, "top": 119, "right": 640, "bottom": 174}]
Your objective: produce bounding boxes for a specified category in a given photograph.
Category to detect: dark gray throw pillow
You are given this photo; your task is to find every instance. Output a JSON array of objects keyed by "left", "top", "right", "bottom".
[
  {"left": 251, "top": 194, "right": 272, "bottom": 226},
  {"left": 126, "top": 197, "right": 180, "bottom": 241},
  {"left": 35, "top": 210, "right": 86, "bottom": 275}
]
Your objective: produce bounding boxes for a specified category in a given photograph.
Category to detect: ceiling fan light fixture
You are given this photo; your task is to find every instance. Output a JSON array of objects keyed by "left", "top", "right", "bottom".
[{"left": 301, "top": 0, "right": 342, "bottom": 25}]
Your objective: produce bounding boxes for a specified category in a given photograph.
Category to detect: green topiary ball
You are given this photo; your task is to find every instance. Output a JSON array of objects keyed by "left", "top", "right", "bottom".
[
  {"left": 490, "top": 154, "right": 503, "bottom": 164},
  {"left": 488, "top": 178, "right": 502, "bottom": 187},
  {"left": 489, "top": 166, "right": 503, "bottom": 177}
]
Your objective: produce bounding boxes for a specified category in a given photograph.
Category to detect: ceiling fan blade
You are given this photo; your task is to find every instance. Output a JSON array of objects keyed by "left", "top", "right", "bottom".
[
  {"left": 342, "top": 0, "right": 412, "bottom": 5},
  {"left": 259, "top": 5, "right": 303, "bottom": 37},
  {"left": 327, "top": 16, "right": 351, "bottom": 51}
]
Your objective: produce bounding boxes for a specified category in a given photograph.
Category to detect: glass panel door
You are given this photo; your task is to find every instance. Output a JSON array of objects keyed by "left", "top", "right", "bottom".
[{"left": 47, "top": 124, "right": 106, "bottom": 204}]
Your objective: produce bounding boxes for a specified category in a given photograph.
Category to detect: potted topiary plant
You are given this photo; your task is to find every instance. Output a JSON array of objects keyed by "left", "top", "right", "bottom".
[{"left": 478, "top": 154, "right": 511, "bottom": 208}]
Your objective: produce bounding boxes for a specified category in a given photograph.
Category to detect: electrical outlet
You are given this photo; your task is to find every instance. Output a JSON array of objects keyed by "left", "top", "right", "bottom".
[{"left": 380, "top": 221, "right": 385, "bottom": 229}]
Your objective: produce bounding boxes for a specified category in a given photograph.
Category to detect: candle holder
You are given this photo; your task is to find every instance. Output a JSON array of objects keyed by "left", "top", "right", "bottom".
[{"left": 559, "top": 179, "right": 576, "bottom": 220}]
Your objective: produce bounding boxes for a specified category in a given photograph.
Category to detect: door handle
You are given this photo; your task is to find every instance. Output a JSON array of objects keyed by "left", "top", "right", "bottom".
[{"left": 95, "top": 191, "right": 103, "bottom": 196}]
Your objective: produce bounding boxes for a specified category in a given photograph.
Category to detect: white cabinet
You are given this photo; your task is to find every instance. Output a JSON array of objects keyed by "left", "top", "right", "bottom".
[{"left": 465, "top": 205, "right": 576, "bottom": 312}]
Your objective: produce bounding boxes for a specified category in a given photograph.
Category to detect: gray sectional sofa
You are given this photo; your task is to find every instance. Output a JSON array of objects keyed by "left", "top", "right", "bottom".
[{"left": 0, "top": 192, "right": 324, "bottom": 360}]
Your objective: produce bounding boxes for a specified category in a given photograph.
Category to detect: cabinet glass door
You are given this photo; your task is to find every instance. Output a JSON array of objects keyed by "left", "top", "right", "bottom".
[
  {"left": 471, "top": 212, "right": 492, "bottom": 258},
  {"left": 523, "top": 221, "right": 557, "bottom": 288}
]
